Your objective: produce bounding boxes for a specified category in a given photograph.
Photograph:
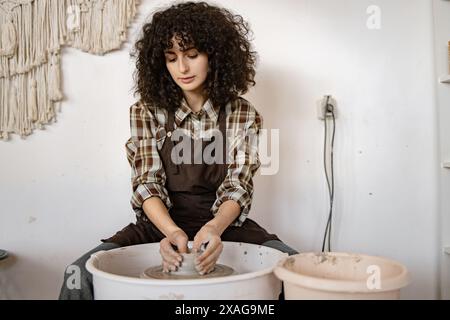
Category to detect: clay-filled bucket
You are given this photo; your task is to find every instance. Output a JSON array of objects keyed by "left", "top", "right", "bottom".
[
  {"left": 274, "top": 252, "right": 410, "bottom": 300},
  {"left": 86, "top": 242, "right": 288, "bottom": 300}
]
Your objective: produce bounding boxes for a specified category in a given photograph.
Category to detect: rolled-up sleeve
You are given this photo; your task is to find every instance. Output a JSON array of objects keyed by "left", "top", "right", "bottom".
[
  {"left": 126, "top": 102, "right": 172, "bottom": 217},
  {"left": 211, "top": 101, "right": 262, "bottom": 227}
]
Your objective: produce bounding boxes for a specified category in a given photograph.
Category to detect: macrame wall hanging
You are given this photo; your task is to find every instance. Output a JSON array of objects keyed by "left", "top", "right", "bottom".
[{"left": 0, "top": 0, "right": 140, "bottom": 141}]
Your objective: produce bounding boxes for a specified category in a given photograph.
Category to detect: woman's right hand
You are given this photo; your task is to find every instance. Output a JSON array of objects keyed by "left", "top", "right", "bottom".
[{"left": 159, "top": 228, "right": 189, "bottom": 272}]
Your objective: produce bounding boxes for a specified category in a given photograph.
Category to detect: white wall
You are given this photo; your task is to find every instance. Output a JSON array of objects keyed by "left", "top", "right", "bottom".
[
  {"left": 0, "top": 0, "right": 442, "bottom": 299},
  {"left": 432, "top": 0, "right": 450, "bottom": 300}
]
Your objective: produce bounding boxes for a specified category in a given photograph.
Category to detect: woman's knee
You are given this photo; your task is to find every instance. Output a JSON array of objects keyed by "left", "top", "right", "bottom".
[
  {"left": 261, "top": 240, "right": 299, "bottom": 256},
  {"left": 64, "top": 242, "right": 120, "bottom": 276},
  {"left": 59, "top": 242, "right": 120, "bottom": 300}
]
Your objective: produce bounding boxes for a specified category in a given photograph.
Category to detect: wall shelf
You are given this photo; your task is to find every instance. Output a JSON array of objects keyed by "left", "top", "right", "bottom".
[
  {"left": 439, "top": 75, "right": 450, "bottom": 83},
  {"left": 443, "top": 162, "right": 450, "bottom": 168}
]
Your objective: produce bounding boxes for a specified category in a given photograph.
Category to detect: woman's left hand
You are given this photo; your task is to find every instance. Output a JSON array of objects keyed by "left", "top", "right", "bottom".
[{"left": 192, "top": 224, "right": 223, "bottom": 275}]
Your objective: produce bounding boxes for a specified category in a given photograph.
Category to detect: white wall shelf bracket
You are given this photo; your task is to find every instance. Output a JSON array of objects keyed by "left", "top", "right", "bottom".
[{"left": 439, "top": 75, "right": 450, "bottom": 83}]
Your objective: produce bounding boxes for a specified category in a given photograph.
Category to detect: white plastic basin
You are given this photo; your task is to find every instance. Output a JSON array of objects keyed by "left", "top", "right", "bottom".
[
  {"left": 86, "top": 241, "right": 288, "bottom": 300},
  {"left": 274, "top": 252, "right": 410, "bottom": 300}
]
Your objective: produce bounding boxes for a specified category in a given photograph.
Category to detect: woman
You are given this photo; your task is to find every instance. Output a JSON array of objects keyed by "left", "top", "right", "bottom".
[{"left": 59, "top": 1, "right": 297, "bottom": 300}]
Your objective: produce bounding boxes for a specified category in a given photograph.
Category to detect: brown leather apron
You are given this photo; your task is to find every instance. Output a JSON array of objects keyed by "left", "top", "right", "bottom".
[{"left": 102, "top": 105, "right": 279, "bottom": 247}]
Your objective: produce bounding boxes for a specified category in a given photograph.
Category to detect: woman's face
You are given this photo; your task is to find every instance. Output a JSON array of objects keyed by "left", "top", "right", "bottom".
[{"left": 164, "top": 37, "right": 209, "bottom": 95}]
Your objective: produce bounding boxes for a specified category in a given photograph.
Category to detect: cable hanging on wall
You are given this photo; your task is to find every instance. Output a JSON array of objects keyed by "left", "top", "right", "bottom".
[{"left": 319, "top": 95, "right": 337, "bottom": 252}]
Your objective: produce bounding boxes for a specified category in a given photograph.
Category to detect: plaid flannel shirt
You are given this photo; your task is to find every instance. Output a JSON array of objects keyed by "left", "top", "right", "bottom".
[{"left": 126, "top": 96, "right": 262, "bottom": 227}]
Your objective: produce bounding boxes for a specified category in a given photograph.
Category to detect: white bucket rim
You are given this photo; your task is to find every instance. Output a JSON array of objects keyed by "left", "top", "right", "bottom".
[
  {"left": 273, "top": 251, "right": 411, "bottom": 293},
  {"left": 86, "top": 241, "right": 288, "bottom": 286}
]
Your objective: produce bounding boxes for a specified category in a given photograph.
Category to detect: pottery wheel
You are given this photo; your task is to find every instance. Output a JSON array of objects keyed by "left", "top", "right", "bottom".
[{"left": 141, "top": 264, "right": 235, "bottom": 280}]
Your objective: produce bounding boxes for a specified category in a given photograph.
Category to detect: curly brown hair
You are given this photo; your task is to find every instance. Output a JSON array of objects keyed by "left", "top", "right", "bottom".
[{"left": 131, "top": 1, "right": 257, "bottom": 111}]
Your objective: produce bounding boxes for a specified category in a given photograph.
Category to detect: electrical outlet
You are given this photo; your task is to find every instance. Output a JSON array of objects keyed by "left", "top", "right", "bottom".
[{"left": 317, "top": 95, "right": 337, "bottom": 120}]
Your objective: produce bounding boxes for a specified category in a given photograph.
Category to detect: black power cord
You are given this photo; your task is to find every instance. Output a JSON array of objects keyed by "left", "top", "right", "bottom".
[{"left": 321, "top": 96, "right": 336, "bottom": 253}]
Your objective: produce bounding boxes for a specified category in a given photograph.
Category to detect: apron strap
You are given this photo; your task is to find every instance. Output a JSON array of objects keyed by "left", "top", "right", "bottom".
[
  {"left": 217, "top": 104, "right": 228, "bottom": 180},
  {"left": 167, "top": 108, "right": 176, "bottom": 132},
  {"left": 165, "top": 109, "right": 180, "bottom": 175}
]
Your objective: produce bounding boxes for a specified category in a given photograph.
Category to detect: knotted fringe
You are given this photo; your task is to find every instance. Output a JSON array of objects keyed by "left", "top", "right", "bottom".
[{"left": 0, "top": 0, "right": 140, "bottom": 141}]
